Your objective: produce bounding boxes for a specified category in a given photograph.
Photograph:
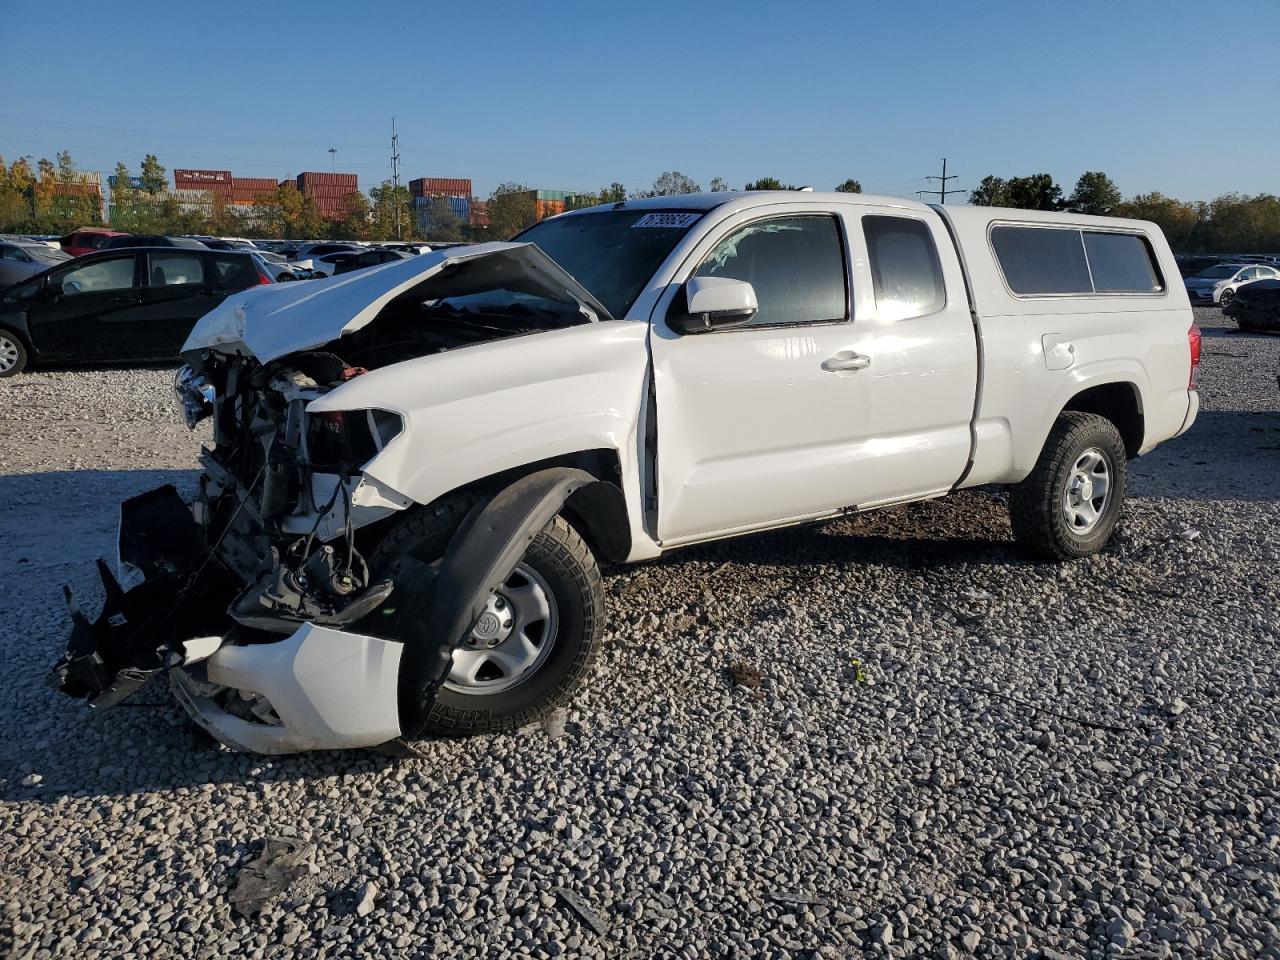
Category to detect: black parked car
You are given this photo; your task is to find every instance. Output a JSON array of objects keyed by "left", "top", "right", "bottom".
[
  {"left": 332, "top": 248, "right": 414, "bottom": 275},
  {"left": 0, "top": 247, "right": 270, "bottom": 377},
  {"left": 1223, "top": 279, "right": 1280, "bottom": 332},
  {"left": 101, "top": 235, "right": 208, "bottom": 250}
]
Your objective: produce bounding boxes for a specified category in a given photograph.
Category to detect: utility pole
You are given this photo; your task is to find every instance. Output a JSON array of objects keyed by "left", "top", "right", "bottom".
[
  {"left": 916, "top": 158, "right": 963, "bottom": 204},
  {"left": 390, "top": 117, "right": 402, "bottom": 239},
  {"left": 328, "top": 147, "right": 336, "bottom": 173}
]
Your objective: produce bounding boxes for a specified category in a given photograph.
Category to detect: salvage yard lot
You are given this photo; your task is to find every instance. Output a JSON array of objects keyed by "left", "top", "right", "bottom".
[{"left": 2, "top": 308, "right": 1278, "bottom": 958}]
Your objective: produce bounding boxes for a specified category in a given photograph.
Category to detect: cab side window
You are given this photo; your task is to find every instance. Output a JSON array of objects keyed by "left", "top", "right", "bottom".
[
  {"left": 862, "top": 216, "right": 946, "bottom": 321},
  {"left": 692, "top": 215, "right": 847, "bottom": 328},
  {"left": 57, "top": 256, "right": 136, "bottom": 295}
]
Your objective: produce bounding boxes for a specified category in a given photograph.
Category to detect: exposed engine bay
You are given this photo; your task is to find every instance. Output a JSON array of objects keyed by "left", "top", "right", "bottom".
[{"left": 51, "top": 243, "right": 610, "bottom": 754}]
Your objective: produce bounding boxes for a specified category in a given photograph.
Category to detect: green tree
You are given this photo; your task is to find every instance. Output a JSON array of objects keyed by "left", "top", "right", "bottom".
[
  {"left": 1006, "top": 174, "right": 1063, "bottom": 211},
  {"left": 140, "top": 153, "right": 167, "bottom": 194},
  {"left": 1068, "top": 171, "right": 1122, "bottom": 215},
  {"left": 834, "top": 178, "right": 862, "bottom": 193},
  {"left": 1113, "top": 191, "right": 1202, "bottom": 250},
  {"left": 709, "top": 176, "right": 730, "bottom": 192},
  {"left": 599, "top": 182, "right": 627, "bottom": 203},
  {"left": 336, "top": 191, "right": 371, "bottom": 240},
  {"left": 744, "top": 177, "right": 797, "bottom": 191},
  {"left": 0, "top": 156, "right": 35, "bottom": 230},
  {"left": 635, "top": 171, "right": 701, "bottom": 197},
  {"left": 368, "top": 180, "right": 414, "bottom": 239},
  {"left": 417, "top": 196, "right": 465, "bottom": 241},
  {"left": 487, "top": 182, "right": 537, "bottom": 239},
  {"left": 969, "top": 175, "right": 1011, "bottom": 206},
  {"left": 110, "top": 162, "right": 137, "bottom": 229}
]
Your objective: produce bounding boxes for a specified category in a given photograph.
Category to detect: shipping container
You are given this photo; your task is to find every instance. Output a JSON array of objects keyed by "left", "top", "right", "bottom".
[
  {"left": 533, "top": 198, "right": 566, "bottom": 220},
  {"left": 409, "top": 177, "right": 472, "bottom": 198}
]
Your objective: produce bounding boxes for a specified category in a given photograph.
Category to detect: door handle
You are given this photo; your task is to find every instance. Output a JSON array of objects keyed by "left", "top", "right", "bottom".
[{"left": 821, "top": 351, "right": 871, "bottom": 372}]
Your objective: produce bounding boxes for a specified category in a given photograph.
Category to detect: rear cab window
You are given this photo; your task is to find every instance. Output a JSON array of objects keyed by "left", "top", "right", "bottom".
[
  {"left": 990, "top": 224, "right": 1165, "bottom": 296},
  {"left": 862, "top": 215, "right": 946, "bottom": 320}
]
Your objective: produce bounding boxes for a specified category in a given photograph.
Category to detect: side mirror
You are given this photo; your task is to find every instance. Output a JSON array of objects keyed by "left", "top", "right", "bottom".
[{"left": 668, "top": 276, "right": 758, "bottom": 335}]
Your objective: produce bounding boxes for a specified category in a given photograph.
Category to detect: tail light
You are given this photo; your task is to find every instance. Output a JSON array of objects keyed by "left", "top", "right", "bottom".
[
  {"left": 256, "top": 271, "right": 272, "bottom": 285},
  {"left": 1188, "top": 323, "right": 1201, "bottom": 389}
]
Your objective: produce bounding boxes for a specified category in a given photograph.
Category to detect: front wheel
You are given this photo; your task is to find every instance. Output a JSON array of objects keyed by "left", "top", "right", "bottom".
[
  {"left": 1218, "top": 288, "right": 1235, "bottom": 307},
  {"left": 373, "top": 507, "right": 605, "bottom": 738},
  {"left": 1008, "top": 412, "right": 1127, "bottom": 560}
]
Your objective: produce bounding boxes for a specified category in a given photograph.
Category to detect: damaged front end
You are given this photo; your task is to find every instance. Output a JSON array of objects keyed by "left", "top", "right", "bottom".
[
  {"left": 53, "top": 352, "right": 416, "bottom": 753},
  {"left": 51, "top": 243, "right": 612, "bottom": 754}
]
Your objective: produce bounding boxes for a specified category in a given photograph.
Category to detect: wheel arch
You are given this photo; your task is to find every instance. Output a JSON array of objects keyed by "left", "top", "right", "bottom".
[{"left": 1061, "top": 380, "right": 1145, "bottom": 458}]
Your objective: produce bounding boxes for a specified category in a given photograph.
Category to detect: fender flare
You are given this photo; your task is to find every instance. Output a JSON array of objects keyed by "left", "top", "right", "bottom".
[{"left": 396, "top": 467, "right": 598, "bottom": 738}]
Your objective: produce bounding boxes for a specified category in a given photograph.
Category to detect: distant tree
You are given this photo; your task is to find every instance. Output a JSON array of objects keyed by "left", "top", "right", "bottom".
[
  {"left": 634, "top": 171, "right": 701, "bottom": 198},
  {"left": 709, "top": 176, "right": 730, "bottom": 192},
  {"left": 0, "top": 156, "right": 36, "bottom": 230},
  {"left": 336, "top": 191, "right": 370, "bottom": 240},
  {"left": 486, "top": 182, "right": 537, "bottom": 239},
  {"left": 599, "top": 182, "right": 627, "bottom": 203},
  {"left": 744, "top": 177, "right": 786, "bottom": 191},
  {"left": 139, "top": 153, "right": 167, "bottom": 194},
  {"left": 1067, "top": 171, "right": 1122, "bottom": 215},
  {"left": 834, "top": 178, "right": 862, "bottom": 193},
  {"left": 109, "top": 162, "right": 136, "bottom": 229},
  {"left": 1114, "top": 191, "right": 1202, "bottom": 250},
  {"left": 418, "top": 196, "right": 465, "bottom": 241},
  {"left": 1006, "top": 174, "right": 1063, "bottom": 211},
  {"left": 969, "top": 175, "right": 1011, "bottom": 207},
  {"left": 367, "top": 180, "right": 414, "bottom": 239}
]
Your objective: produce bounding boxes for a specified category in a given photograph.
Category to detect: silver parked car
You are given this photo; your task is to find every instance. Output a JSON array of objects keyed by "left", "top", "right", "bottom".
[
  {"left": 0, "top": 239, "right": 70, "bottom": 288},
  {"left": 1184, "top": 262, "right": 1280, "bottom": 306}
]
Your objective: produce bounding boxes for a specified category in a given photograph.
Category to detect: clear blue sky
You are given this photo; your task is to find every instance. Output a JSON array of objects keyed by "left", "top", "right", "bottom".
[{"left": 1, "top": 0, "right": 1275, "bottom": 202}]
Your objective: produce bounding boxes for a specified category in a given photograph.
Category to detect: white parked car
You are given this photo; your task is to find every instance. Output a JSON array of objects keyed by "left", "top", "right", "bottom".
[
  {"left": 290, "top": 242, "right": 363, "bottom": 267},
  {"left": 54, "top": 193, "right": 1199, "bottom": 754},
  {"left": 1184, "top": 262, "right": 1280, "bottom": 306}
]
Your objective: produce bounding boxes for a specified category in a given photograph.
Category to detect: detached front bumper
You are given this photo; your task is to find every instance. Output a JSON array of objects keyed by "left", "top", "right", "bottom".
[
  {"left": 52, "top": 484, "right": 406, "bottom": 754},
  {"left": 170, "top": 623, "right": 402, "bottom": 754}
]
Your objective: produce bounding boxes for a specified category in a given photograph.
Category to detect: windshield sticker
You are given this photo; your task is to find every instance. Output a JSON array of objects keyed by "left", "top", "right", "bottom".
[{"left": 631, "top": 212, "right": 701, "bottom": 229}]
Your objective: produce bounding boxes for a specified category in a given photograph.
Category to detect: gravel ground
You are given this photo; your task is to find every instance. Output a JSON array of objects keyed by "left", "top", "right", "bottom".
[{"left": 2, "top": 308, "right": 1278, "bottom": 959}]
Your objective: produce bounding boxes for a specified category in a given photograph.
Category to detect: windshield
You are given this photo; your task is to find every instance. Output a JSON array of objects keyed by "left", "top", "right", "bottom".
[
  {"left": 1192, "top": 265, "right": 1240, "bottom": 279},
  {"left": 514, "top": 209, "right": 704, "bottom": 318}
]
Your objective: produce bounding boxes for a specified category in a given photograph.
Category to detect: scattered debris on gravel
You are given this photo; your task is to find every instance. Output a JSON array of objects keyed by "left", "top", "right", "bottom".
[{"left": 2, "top": 309, "right": 1278, "bottom": 957}]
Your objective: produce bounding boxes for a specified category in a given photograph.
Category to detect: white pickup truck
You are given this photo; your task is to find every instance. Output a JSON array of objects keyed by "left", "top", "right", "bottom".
[{"left": 54, "top": 191, "right": 1200, "bottom": 754}]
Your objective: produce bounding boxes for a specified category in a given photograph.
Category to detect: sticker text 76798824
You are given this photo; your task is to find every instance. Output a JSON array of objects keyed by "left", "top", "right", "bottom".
[{"left": 630, "top": 213, "right": 701, "bottom": 229}]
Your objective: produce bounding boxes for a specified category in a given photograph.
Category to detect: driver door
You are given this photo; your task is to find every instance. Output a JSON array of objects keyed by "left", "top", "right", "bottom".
[{"left": 648, "top": 202, "right": 977, "bottom": 546}]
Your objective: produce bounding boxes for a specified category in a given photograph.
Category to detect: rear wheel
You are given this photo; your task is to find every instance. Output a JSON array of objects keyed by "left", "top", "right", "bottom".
[
  {"left": 0, "top": 329, "right": 28, "bottom": 377},
  {"left": 1009, "top": 412, "right": 1127, "bottom": 560}
]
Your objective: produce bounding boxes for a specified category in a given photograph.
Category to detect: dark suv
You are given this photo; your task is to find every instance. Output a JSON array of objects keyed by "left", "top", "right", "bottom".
[{"left": 0, "top": 247, "right": 270, "bottom": 376}]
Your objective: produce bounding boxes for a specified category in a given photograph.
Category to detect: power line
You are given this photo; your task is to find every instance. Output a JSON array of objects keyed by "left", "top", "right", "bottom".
[{"left": 916, "top": 158, "right": 964, "bottom": 204}]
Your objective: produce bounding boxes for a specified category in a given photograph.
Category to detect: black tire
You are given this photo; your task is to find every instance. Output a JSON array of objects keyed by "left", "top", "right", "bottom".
[
  {"left": 0, "top": 328, "right": 29, "bottom": 378},
  {"left": 1008, "top": 411, "right": 1127, "bottom": 561},
  {"left": 369, "top": 501, "right": 605, "bottom": 737},
  {"left": 1218, "top": 289, "right": 1234, "bottom": 308}
]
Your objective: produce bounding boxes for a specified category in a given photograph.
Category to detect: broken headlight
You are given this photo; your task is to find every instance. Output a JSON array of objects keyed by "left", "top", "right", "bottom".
[
  {"left": 175, "top": 365, "right": 216, "bottom": 430},
  {"left": 307, "top": 408, "right": 403, "bottom": 471}
]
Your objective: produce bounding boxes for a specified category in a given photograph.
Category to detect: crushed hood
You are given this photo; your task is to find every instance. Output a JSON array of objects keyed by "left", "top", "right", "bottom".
[{"left": 181, "top": 242, "right": 612, "bottom": 363}]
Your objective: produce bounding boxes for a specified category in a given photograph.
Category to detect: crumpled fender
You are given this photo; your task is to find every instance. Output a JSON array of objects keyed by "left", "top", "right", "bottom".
[{"left": 396, "top": 467, "right": 596, "bottom": 738}]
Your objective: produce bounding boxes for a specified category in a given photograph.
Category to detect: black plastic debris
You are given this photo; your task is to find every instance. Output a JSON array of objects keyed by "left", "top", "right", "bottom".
[{"left": 228, "top": 837, "right": 315, "bottom": 917}]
